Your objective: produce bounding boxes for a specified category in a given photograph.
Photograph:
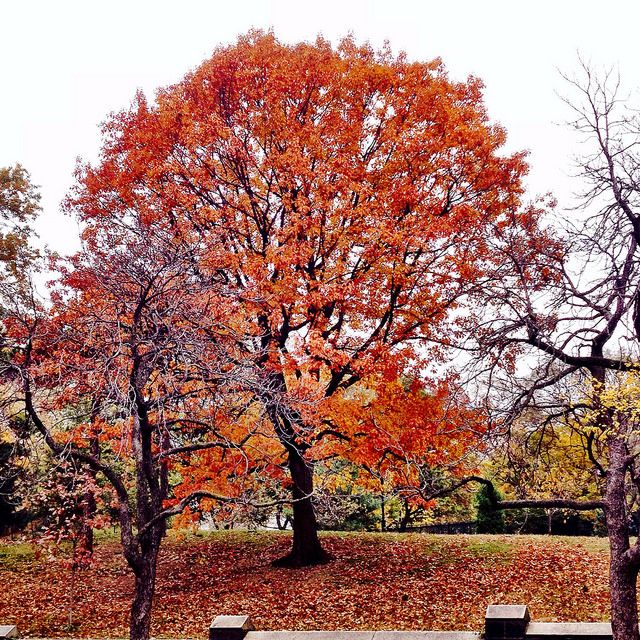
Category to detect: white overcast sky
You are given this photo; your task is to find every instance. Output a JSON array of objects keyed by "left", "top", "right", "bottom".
[{"left": 3, "top": 0, "right": 640, "bottom": 255}]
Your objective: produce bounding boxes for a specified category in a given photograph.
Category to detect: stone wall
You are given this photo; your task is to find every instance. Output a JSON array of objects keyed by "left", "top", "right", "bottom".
[{"left": 209, "top": 606, "right": 617, "bottom": 640}]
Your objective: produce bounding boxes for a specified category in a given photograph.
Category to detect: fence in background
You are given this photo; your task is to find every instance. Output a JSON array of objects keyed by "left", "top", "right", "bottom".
[{"left": 407, "top": 521, "right": 477, "bottom": 535}]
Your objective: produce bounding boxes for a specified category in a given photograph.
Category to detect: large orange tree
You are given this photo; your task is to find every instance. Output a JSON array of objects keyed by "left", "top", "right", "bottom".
[{"left": 67, "top": 32, "right": 529, "bottom": 566}]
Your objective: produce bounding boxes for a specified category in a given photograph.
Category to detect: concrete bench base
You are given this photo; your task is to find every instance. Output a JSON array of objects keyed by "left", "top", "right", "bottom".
[
  {"left": 246, "top": 634, "right": 479, "bottom": 640},
  {"left": 526, "top": 622, "right": 612, "bottom": 639},
  {"left": 209, "top": 609, "right": 625, "bottom": 640}
]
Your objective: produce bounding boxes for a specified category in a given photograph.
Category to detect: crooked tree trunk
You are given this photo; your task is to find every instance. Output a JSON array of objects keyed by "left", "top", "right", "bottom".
[
  {"left": 609, "top": 555, "right": 639, "bottom": 640},
  {"left": 272, "top": 446, "right": 330, "bottom": 567},
  {"left": 129, "top": 540, "right": 161, "bottom": 640},
  {"left": 398, "top": 499, "right": 412, "bottom": 532},
  {"left": 77, "top": 484, "right": 96, "bottom": 559},
  {"left": 267, "top": 396, "right": 330, "bottom": 567},
  {"left": 492, "top": 478, "right": 639, "bottom": 639},
  {"left": 606, "top": 438, "right": 640, "bottom": 640},
  {"left": 78, "top": 411, "right": 101, "bottom": 558},
  {"left": 127, "top": 377, "right": 167, "bottom": 640}
]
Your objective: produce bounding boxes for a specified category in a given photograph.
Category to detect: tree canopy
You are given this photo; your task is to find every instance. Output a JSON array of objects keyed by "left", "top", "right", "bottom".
[{"left": 66, "top": 31, "right": 530, "bottom": 567}]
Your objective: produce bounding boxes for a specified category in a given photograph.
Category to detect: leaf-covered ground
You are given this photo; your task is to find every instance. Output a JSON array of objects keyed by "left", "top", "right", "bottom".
[{"left": 0, "top": 531, "right": 611, "bottom": 638}]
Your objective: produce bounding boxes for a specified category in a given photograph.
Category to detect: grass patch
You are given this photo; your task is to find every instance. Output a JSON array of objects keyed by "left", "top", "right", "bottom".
[
  {"left": 94, "top": 528, "right": 122, "bottom": 543},
  {"left": 0, "top": 541, "right": 35, "bottom": 570},
  {"left": 464, "top": 537, "right": 514, "bottom": 559},
  {"left": 552, "top": 535, "right": 609, "bottom": 554}
]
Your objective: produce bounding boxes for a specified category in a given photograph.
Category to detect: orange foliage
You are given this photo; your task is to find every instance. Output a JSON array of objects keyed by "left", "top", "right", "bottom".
[{"left": 57, "top": 32, "right": 531, "bottom": 534}]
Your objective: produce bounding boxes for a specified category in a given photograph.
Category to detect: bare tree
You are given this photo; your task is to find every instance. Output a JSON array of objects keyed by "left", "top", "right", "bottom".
[{"left": 471, "top": 61, "right": 640, "bottom": 640}]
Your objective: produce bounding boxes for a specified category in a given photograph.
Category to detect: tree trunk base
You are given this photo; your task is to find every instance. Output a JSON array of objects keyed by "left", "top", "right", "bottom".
[{"left": 271, "top": 547, "right": 332, "bottom": 568}]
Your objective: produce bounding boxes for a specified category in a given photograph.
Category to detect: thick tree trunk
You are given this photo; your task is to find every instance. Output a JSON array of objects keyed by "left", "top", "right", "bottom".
[
  {"left": 609, "top": 556, "right": 639, "bottom": 640},
  {"left": 129, "top": 543, "right": 160, "bottom": 640},
  {"left": 606, "top": 438, "right": 640, "bottom": 640},
  {"left": 267, "top": 397, "right": 330, "bottom": 567},
  {"left": 272, "top": 447, "right": 330, "bottom": 567},
  {"left": 604, "top": 437, "right": 639, "bottom": 639},
  {"left": 398, "top": 499, "right": 412, "bottom": 532}
]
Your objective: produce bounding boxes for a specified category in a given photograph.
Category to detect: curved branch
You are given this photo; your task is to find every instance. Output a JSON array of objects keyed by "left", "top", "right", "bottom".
[{"left": 415, "top": 475, "right": 605, "bottom": 511}]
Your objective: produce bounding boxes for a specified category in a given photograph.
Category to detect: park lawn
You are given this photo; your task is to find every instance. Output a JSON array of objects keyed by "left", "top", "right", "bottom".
[{"left": 0, "top": 531, "right": 611, "bottom": 638}]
